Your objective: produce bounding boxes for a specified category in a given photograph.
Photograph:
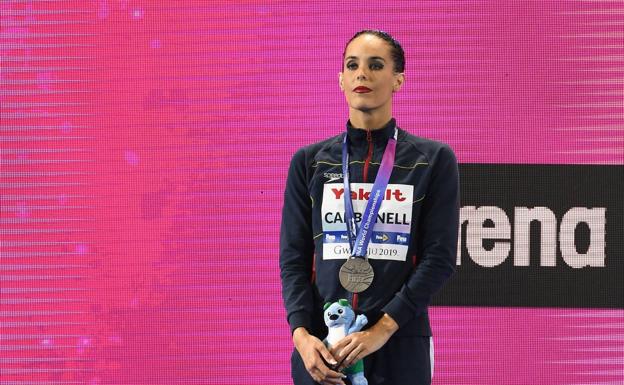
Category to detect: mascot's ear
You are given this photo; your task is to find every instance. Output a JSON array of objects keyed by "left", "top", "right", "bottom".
[
  {"left": 338, "top": 299, "right": 350, "bottom": 307},
  {"left": 323, "top": 302, "right": 332, "bottom": 311}
]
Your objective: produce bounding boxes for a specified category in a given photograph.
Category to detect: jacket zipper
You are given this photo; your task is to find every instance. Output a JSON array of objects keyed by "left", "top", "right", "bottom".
[
  {"left": 352, "top": 129, "right": 374, "bottom": 311},
  {"left": 362, "top": 129, "right": 373, "bottom": 184}
]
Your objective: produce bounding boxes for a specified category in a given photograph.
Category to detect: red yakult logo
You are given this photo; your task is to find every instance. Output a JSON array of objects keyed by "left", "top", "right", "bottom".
[{"left": 331, "top": 187, "right": 406, "bottom": 202}]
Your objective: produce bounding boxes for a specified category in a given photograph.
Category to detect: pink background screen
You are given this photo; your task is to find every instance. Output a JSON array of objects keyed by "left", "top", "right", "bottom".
[{"left": 1, "top": 1, "right": 623, "bottom": 384}]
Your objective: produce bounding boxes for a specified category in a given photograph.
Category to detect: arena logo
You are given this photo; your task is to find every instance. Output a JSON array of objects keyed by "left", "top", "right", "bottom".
[{"left": 458, "top": 206, "right": 606, "bottom": 269}]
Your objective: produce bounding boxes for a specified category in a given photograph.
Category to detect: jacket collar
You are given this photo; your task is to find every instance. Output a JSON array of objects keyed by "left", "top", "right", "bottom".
[{"left": 346, "top": 118, "right": 396, "bottom": 146}]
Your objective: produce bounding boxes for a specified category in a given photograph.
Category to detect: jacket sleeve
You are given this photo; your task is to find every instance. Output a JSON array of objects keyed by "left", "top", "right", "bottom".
[
  {"left": 382, "top": 144, "right": 460, "bottom": 328},
  {"left": 279, "top": 148, "right": 316, "bottom": 334}
]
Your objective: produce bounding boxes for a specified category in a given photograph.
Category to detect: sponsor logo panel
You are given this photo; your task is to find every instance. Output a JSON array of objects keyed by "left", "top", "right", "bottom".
[
  {"left": 433, "top": 164, "right": 623, "bottom": 308},
  {"left": 321, "top": 183, "right": 413, "bottom": 261}
]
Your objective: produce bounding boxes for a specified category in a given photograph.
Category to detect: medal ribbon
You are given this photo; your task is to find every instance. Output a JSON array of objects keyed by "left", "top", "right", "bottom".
[{"left": 342, "top": 127, "right": 398, "bottom": 257}]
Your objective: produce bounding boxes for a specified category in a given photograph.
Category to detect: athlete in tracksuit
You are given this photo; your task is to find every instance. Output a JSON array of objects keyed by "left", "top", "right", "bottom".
[{"left": 280, "top": 30, "right": 459, "bottom": 385}]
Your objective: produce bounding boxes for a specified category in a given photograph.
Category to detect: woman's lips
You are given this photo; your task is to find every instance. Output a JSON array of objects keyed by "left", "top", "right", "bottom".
[{"left": 353, "top": 86, "right": 372, "bottom": 93}]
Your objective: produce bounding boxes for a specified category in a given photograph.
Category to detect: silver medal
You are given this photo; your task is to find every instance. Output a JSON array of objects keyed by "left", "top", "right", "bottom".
[{"left": 339, "top": 257, "right": 374, "bottom": 293}]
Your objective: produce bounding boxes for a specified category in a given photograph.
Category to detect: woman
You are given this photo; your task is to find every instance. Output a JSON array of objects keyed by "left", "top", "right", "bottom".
[{"left": 280, "top": 30, "right": 459, "bottom": 385}]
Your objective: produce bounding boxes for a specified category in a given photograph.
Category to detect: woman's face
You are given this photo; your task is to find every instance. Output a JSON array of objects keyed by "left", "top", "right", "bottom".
[{"left": 339, "top": 34, "right": 404, "bottom": 115}]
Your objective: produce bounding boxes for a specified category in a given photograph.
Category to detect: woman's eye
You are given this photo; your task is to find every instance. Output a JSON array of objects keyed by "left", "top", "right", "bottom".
[
  {"left": 370, "top": 62, "right": 383, "bottom": 70},
  {"left": 346, "top": 62, "right": 357, "bottom": 70}
]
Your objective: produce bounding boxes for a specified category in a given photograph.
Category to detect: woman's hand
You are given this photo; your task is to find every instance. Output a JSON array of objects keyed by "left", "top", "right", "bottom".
[
  {"left": 330, "top": 313, "right": 399, "bottom": 371},
  {"left": 292, "top": 327, "right": 346, "bottom": 385}
]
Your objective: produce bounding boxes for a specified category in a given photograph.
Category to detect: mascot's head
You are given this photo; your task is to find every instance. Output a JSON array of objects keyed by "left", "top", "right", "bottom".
[{"left": 323, "top": 299, "right": 355, "bottom": 328}]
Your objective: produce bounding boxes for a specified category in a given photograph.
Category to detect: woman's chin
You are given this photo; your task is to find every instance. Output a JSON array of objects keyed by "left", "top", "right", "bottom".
[{"left": 349, "top": 104, "right": 376, "bottom": 113}]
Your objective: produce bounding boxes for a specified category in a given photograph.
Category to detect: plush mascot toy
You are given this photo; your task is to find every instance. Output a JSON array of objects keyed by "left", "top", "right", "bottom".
[{"left": 323, "top": 299, "right": 368, "bottom": 385}]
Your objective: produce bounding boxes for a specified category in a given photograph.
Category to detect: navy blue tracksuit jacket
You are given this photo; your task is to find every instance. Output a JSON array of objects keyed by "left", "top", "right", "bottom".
[{"left": 280, "top": 118, "right": 459, "bottom": 384}]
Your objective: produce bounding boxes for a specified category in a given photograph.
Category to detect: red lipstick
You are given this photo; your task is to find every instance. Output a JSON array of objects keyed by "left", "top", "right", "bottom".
[{"left": 353, "top": 86, "right": 372, "bottom": 93}]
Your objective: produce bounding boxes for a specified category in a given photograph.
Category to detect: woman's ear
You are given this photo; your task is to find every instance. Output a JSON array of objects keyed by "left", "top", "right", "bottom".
[
  {"left": 393, "top": 73, "right": 405, "bottom": 92},
  {"left": 338, "top": 72, "right": 344, "bottom": 91}
]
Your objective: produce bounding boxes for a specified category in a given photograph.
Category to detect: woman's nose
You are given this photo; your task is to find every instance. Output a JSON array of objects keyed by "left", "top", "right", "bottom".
[{"left": 356, "top": 67, "right": 368, "bottom": 80}]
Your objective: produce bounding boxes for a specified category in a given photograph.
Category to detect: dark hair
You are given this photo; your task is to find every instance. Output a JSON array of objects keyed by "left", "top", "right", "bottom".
[{"left": 342, "top": 29, "right": 405, "bottom": 73}]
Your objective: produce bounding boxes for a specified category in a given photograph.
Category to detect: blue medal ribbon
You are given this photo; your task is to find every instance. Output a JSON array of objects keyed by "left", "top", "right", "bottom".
[{"left": 342, "top": 127, "right": 398, "bottom": 258}]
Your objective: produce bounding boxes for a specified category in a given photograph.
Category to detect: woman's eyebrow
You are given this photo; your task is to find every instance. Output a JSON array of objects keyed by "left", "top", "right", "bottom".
[{"left": 344, "top": 56, "right": 386, "bottom": 62}]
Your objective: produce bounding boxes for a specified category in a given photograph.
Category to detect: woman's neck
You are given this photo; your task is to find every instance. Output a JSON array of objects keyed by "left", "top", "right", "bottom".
[{"left": 348, "top": 107, "right": 392, "bottom": 131}]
